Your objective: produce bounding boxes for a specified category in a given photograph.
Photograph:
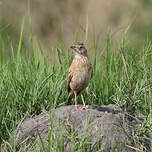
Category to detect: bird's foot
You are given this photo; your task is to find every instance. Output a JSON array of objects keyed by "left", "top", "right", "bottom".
[
  {"left": 72, "top": 105, "right": 89, "bottom": 113},
  {"left": 80, "top": 105, "right": 89, "bottom": 110},
  {"left": 72, "top": 105, "right": 80, "bottom": 113}
]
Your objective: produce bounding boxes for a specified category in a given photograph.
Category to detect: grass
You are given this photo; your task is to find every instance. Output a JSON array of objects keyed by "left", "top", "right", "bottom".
[{"left": 0, "top": 22, "right": 152, "bottom": 151}]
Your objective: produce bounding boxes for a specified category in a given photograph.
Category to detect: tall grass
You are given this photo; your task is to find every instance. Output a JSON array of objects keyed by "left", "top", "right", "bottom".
[{"left": 0, "top": 22, "right": 152, "bottom": 151}]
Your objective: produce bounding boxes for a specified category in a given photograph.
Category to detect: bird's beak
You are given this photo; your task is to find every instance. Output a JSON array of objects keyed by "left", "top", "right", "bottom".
[{"left": 70, "top": 45, "right": 76, "bottom": 50}]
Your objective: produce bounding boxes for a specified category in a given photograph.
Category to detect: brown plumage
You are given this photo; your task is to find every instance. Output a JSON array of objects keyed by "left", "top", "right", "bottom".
[{"left": 67, "top": 43, "right": 93, "bottom": 109}]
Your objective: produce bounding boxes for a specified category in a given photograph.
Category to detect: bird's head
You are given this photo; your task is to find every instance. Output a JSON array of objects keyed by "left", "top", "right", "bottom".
[{"left": 70, "top": 42, "right": 88, "bottom": 57}]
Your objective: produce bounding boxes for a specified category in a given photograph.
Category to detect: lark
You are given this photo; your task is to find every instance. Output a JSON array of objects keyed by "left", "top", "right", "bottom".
[{"left": 67, "top": 42, "right": 93, "bottom": 109}]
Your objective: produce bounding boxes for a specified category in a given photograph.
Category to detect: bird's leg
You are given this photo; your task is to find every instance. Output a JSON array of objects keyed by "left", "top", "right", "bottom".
[
  {"left": 74, "top": 91, "right": 78, "bottom": 109},
  {"left": 81, "top": 94, "right": 85, "bottom": 107},
  {"left": 81, "top": 94, "right": 88, "bottom": 110},
  {"left": 67, "top": 91, "right": 73, "bottom": 105}
]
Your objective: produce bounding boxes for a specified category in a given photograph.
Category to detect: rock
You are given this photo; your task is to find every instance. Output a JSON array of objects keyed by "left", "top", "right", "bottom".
[{"left": 10, "top": 105, "right": 133, "bottom": 151}]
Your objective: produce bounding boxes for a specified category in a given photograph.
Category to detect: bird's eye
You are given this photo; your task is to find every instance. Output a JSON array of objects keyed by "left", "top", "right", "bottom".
[{"left": 80, "top": 46, "right": 83, "bottom": 49}]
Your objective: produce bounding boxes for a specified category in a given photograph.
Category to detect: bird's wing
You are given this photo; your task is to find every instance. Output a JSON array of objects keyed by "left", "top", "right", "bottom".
[{"left": 67, "top": 70, "right": 73, "bottom": 93}]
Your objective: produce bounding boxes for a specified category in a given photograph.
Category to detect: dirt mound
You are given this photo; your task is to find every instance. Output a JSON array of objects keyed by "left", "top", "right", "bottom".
[{"left": 9, "top": 104, "right": 138, "bottom": 151}]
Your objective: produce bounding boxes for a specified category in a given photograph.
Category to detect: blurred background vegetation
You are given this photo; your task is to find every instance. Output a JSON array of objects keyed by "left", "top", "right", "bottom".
[
  {"left": 0, "top": 1, "right": 152, "bottom": 148},
  {"left": 0, "top": 0, "right": 152, "bottom": 57}
]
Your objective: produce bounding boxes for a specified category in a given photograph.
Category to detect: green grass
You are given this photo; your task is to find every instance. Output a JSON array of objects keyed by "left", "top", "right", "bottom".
[{"left": 0, "top": 22, "right": 152, "bottom": 151}]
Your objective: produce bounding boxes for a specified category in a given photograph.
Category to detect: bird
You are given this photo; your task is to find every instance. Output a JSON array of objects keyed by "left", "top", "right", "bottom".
[{"left": 67, "top": 42, "right": 93, "bottom": 110}]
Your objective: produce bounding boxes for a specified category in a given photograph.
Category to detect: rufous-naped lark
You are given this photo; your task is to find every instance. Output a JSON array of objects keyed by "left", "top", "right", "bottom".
[{"left": 67, "top": 42, "right": 93, "bottom": 109}]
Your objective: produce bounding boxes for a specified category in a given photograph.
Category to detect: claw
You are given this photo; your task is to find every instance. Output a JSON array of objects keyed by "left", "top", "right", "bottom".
[{"left": 80, "top": 105, "right": 89, "bottom": 110}]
